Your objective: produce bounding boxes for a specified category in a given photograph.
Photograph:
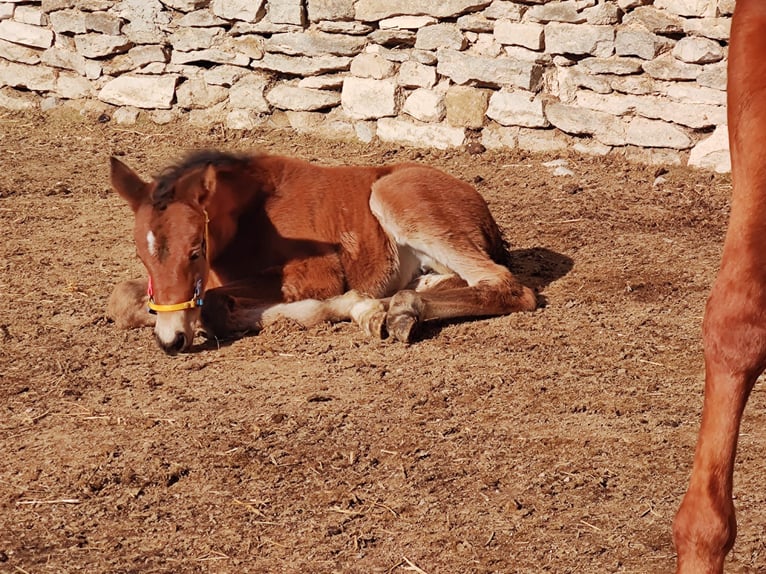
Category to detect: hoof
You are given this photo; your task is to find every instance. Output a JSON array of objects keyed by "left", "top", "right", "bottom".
[
  {"left": 386, "top": 311, "right": 418, "bottom": 343},
  {"left": 364, "top": 310, "right": 388, "bottom": 339}
]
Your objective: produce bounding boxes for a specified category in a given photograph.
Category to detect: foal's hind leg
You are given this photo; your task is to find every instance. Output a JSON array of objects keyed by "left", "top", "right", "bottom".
[
  {"left": 107, "top": 278, "right": 155, "bottom": 329},
  {"left": 385, "top": 267, "right": 536, "bottom": 342},
  {"left": 370, "top": 166, "right": 536, "bottom": 342}
]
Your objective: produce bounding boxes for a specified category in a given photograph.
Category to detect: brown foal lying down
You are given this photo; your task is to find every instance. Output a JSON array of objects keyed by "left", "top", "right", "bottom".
[{"left": 108, "top": 151, "right": 537, "bottom": 354}]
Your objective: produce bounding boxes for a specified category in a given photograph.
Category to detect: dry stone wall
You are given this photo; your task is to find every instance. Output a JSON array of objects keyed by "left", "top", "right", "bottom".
[{"left": 0, "top": 0, "right": 733, "bottom": 171}]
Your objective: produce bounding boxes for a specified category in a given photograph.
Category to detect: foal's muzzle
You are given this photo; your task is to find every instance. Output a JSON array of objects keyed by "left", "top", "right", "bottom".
[{"left": 156, "top": 331, "right": 188, "bottom": 356}]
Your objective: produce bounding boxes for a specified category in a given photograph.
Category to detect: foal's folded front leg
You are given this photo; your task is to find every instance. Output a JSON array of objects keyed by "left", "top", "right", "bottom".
[
  {"left": 107, "top": 278, "right": 156, "bottom": 329},
  {"left": 201, "top": 287, "right": 389, "bottom": 340}
]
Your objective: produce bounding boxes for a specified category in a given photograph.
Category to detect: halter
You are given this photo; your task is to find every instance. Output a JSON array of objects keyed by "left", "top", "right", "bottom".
[{"left": 147, "top": 210, "right": 209, "bottom": 314}]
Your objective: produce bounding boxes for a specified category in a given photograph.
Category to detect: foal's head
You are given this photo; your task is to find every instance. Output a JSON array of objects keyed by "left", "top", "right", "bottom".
[{"left": 111, "top": 155, "right": 218, "bottom": 355}]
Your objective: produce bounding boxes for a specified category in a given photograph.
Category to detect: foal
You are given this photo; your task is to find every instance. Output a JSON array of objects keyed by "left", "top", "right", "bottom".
[
  {"left": 108, "top": 151, "right": 537, "bottom": 354},
  {"left": 674, "top": 0, "right": 766, "bottom": 571}
]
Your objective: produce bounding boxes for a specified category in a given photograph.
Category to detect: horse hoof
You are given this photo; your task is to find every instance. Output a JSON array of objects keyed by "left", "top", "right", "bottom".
[
  {"left": 386, "top": 312, "right": 418, "bottom": 343},
  {"left": 364, "top": 310, "right": 388, "bottom": 339}
]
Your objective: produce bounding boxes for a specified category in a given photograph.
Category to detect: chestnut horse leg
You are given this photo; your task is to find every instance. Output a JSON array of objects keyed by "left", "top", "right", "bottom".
[
  {"left": 370, "top": 166, "right": 537, "bottom": 342},
  {"left": 200, "top": 271, "right": 387, "bottom": 341},
  {"left": 673, "top": 276, "right": 766, "bottom": 573},
  {"left": 674, "top": 0, "right": 766, "bottom": 570},
  {"left": 385, "top": 267, "right": 536, "bottom": 342}
]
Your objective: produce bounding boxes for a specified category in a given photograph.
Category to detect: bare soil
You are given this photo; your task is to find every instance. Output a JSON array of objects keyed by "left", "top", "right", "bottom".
[{"left": 1, "top": 109, "right": 763, "bottom": 574}]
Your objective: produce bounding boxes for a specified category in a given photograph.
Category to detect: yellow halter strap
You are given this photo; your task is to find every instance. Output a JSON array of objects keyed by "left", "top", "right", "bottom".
[{"left": 147, "top": 210, "right": 210, "bottom": 314}]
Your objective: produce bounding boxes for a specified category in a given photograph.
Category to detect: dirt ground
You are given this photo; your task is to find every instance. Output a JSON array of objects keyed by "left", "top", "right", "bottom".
[{"left": 1, "top": 108, "right": 763, "bottom": 574}]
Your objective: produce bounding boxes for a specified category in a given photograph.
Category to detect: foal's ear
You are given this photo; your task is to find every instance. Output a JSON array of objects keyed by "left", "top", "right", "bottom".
[
  {"left": 198, "top": 164, "right": 218, "bottom": 206},
  {"left": 110, "top": 156, "right": 149, "bottom": 212}
]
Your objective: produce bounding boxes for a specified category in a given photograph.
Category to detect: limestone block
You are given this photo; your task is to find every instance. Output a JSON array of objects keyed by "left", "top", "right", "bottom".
[
  {"left": 487, "top": 89, "right": 548, "bottom": 127},
  {"left": 481, "top": 124, "right": 519, "bottom": 149},
  {"left": 341, "top": 76, "right": 397, "bottom": 119},
  {"left": 517, "top": 127, "right": 570, "bottom": 153},
  {"left": 212, "top": 0, "right": 264, "bottom": 21},
  {"left": 98, "top": 74, "right": 176, "bottom": 108},
  {"left": 0, "top": 60, "right": 56, "bottom": 91},
  {"left": 224, "top": 35, "right": 264, "bottom": 60},
  {"left": 308, "top": 0, "right": 355, "bottom": 22},
  {"left": 0, "top": 37, "right": 40, "bottom": 64},
  {"left": 682, "top": 17, "right": 730, "bottom": 41},
  {"left": 75, "top": 33, "right": 132, "bottom": 58},
  {"left": 437, "top": 49, "right": 543, "bottom": 91},
  {"left": 688, "top": 123, "right": 729, "bottom": 172},
  {"left": 169, "top": 27, "right": 222, "bottom": 52},
  {"left": 350, "top": 53, "right": 395, "bottom": 79},
  {"left": 484, "top": 1, "right": 525, "bottom": 21},
  {"left": 655, "top": 0, "right": 713, "bottom": 17},
  {"left": 14, "top": 5, "right": 46, "bottom": 26},
  {"left": 298, "top": 73, "right": 346, "bottom": 89},
  {"left": 380, "top": 15, "right": 436, "bottom": 29},
  {"left": 204, "top": 64, "right": 248, "bottom": 86},
  {"left": 226, "top": 109, "right": 268, "bottom": 130},
  {"left": 615, "top": 26, "right": 674, "bottom": 60},
  {"left": 623, "top": 7, "right": 683, "bottom": 35},
  {"left": 265, "top": 31, "right": 366, "bottom": 57},
  {"left": 49, "top": 9, "right": 85, "bottom": 33},
  {"left": 584, "top": 3, "right": 620, "bottom": 25},
  {"left": 398, "top": 61, "right": 436, "bottom": 88},
  {"left": 445, "top": 85, "right": 490, "bottom": 128},
  {"left": 229, "top": 73, "right": 270, "bottom": 111},
  {"left": 580, "top": 56, "right": 643, "bottom": 75},
  {"left": 0, "top": 86, "right": 39, "bottom": 109},
  {"left": 625, "top": 116, "right": 693, "bottom": 149},
  {"left": 402, "top": 88, "right": 445, "bottom": 122},
  {"left": 0, "top": 19, "right": 53, "bottom": 48},
  {"left": 672, "top": 36, "right": 724, "bottom": 64},
  {"left": 176, "top": 10, "right": 227, "bottom": 27},
  {"left": 376, "top": 117, "right": 465, "bottom": 149},
  {"left": 642, "top": 52, "right": 701, "bottom": 81},
  {"left": 114, "top": 0, "right": 170, "bottom": 45},
  {"left": 162, "top": 0, "right": 209, "bottom": 11},
  {"left": 42, "top": 46, "right": 88, "bottom": 74},
  {"left": 494, "top": 21, "right": 544, "bottom": 51},
  {"left": 129, "top": 45, "right": 168, "bottom": 66},
  {"left": 251, "top": 52, "right": 351, "bottom": 75},
  {"left": 545, "top": 101, "right": 627, "bottom": 146},
  {"left": 415, "top": 23, "right": 467, "bottom": 51},
  {"left": 696, "top": 62, "right": 726, "bottom": 90},
  {"left": 545, "top": 23, "right": 614, "bottom": 57},
  {"left": 56, "top": 71, "right": 93, "bottom": 98},
  {"left": 85, "top": 12, "right": 121, "bottom": 35},
  {"left": 267, "top": 0, "right": 304, "bottom": 25},
  {"left": 526, "top": 1, "right": 585, "bottom": 24},
  {"left": 176, "top": 78, "right": 229, "bottom": 109},
  {"left": 355, "top": 0, "right": 492, "bottom": 21},
  {"left": 267, "top": 83, "right": 341, "bottom": 111},
  {"left": 315, "top": 21, "right": 373, "bottom": 34}
]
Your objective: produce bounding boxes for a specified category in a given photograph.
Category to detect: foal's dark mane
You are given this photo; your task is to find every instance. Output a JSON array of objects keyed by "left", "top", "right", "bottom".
[{"left": 152, "top": 150, "right": 253, "bottom": 208}]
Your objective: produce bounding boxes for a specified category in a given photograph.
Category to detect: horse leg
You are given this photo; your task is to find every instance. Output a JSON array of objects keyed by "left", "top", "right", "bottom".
[
  {"left": 385, "top": 266, "right": 536, "bottom": 342},
  {"left": 369, "top": 165, "right": 536, "bottom": 342},
  {"left": 107, "top": 278, "right": 155, "bottom": 329},
  {"left": 201, "top": 279, "right": 387, "bottom": 340},
  {"left": 674, "top": 277, "right": 766, "bottom": 573}
]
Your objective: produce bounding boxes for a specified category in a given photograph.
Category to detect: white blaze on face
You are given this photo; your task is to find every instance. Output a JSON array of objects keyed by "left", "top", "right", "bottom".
[{"left": 146, "top": 230, "right": 157, "bottom": 258}]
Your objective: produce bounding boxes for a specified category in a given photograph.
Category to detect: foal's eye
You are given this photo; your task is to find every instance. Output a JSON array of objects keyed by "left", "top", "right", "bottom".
[{"left": 190, "top": 250, "right": 201, "bottom": 261}]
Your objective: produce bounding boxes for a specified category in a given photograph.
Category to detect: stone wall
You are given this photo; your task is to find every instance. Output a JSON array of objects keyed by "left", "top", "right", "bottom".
[{"left": 0, "top": 0, "right": 733, "bottom": 172}]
